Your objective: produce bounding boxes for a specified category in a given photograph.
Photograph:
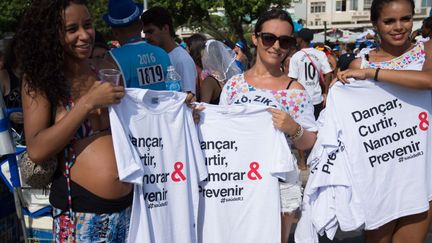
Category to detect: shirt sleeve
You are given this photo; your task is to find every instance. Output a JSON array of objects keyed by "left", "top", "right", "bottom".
[
  {"left": 185, "top": 108, "right": 208, "bottom": 182},
  {"left": 288, "top": 52, "right": 300, "bottom": 79},
  {"left": 295, "top": 184, "right": 320, "bottom": 243},
  {"left": 218, "top": 78, "right": 232, "bottom": 105},
  {"left": 109, "top": 104, "right": 144, "bottom": 185},
  {"left": 288, "top": 90, "right": 318, "bottom": 132},
  {"left": 270, "top": 128, "right": 297, "bottom": 181},
  {"left": 319, "top": 52, "right": 333, "bottom": 74},
  {"left": 317, "top": 88, "right": 341, "bottom": 149},
  {"left": 171, "top": 48, "right": 197, "bottom": 94}
]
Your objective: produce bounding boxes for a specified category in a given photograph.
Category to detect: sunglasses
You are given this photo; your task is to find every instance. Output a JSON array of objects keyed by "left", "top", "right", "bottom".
[{"left": 257, "top": 32, "right": 296, "bottom": 49}]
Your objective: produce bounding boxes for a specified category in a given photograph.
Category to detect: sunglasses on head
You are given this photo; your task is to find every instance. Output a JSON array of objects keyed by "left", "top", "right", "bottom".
[{"left": 256, "top": 32, "right": 296, "bottom": 49}]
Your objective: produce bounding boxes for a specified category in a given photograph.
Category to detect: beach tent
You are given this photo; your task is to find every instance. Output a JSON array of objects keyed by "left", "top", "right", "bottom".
[{"left": 313, "top": 29, "right": 359, "bottom": 43}]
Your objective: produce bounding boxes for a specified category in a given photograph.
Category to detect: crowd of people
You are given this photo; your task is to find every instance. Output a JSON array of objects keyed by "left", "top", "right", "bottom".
[{"left": 0, "top": 0, "right": 431, "bottom": 242}]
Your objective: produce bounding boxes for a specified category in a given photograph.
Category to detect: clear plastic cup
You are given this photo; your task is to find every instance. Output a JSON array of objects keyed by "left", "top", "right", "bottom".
[{"left": 99, "top": 69, "right": 121, "bottom": 85}]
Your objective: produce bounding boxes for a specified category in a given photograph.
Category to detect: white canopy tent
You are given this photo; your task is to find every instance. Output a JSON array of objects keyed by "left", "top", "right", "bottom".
[{"left": 312, "top": 29, "right": 360, "bottom": 43}]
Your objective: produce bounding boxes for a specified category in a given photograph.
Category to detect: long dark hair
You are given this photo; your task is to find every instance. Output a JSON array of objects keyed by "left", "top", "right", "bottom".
[
  {"left": 15, "top": 0, "right": 88, "bottom": 106},
  {"left": 186, "top": 33, "right": 207, "bottom": 69},
  {"left": 370, "top": 0, "right": 415, "bottom": 22}
]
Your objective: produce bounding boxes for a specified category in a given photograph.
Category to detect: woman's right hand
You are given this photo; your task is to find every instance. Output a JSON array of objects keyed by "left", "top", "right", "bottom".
[
  {"left": 267, "top": 108, "right": 298, "bottom": 136},
  {"left": 82, "top": 81, "right": 125, "bottom": 110}
]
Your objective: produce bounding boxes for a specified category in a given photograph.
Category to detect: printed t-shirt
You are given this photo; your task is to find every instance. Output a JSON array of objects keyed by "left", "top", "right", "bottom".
[
  {"left": 110, "top": 41, "right": 171, "bottom": 89},
  {"left": 295, "top": 140, "right": 365, "bottom": 243},
  {"left": 320, "top": 80, "right": 432, "bottom": 229},
  {"left": 109, "top": 89, "right": 208, "bottom": 243},
  {"left": 197, "top": 104, "right": 297, "bottom": 243},
  {"left": 288, "top": 48, "right": 332, "bottom": 105},
  {"left": 358, "top": 41, "right": 432, "bottom": 201}
]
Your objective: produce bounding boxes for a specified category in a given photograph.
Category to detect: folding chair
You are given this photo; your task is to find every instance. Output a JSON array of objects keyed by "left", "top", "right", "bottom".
[{"left": 0, "top": 93, "right": 53, "bottom": 242}]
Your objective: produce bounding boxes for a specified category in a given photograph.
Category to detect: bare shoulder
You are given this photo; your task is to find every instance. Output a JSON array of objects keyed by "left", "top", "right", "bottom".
[
  {"left": 288, "top": 80, "right": 305, "bottom": 90},
  {"left": 423, "top": 40, "right": 432, "bottom": 55},
  {"left": 202, "top": 76, "right": 219, "bottom": 87},
  {"left": 348, "top": 58, "right": 362, "bottom": 69},
  {"left": 21, "top": 75, "right": 50, "bottom": 109},
  {"left": 422, "top": 40, "right": 432, "bottom": 71}
]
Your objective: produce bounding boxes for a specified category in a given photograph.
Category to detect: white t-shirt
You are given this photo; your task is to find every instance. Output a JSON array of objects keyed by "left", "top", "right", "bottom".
[
  {"left": 169, "top": 46, "right": 197, "bottom": 94},
  {"left": 109, "top": 89, "right": 208, "bottom": 243},
  {"left": 320, "top": 80, "right": 432, "bottom": 229},
  {"left": 288, "top": 48, "right": 332, "bottom": 105},
  {"left": 197, "top": 104, "right": 297, "bottom": 243},
  {"left": 296, "top": 143, "right": 339, "bottom": 243},
  {"left": 296, "top": 139, "right": 365, "bottom": 242}
]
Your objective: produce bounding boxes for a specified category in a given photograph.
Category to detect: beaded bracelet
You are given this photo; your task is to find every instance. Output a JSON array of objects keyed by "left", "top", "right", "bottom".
[{"left": 290, "top": 124, "right": 304, "bottom": 141}]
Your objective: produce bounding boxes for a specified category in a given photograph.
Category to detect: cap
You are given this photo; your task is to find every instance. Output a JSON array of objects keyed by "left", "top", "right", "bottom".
[{"left": 235, "top": 41, "right": 247, "bottom": 52}]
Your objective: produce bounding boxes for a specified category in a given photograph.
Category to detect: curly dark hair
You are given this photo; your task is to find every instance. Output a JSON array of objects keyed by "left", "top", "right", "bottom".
[{"left": 15, "top": 0, "right": 88, "bottom": 106}]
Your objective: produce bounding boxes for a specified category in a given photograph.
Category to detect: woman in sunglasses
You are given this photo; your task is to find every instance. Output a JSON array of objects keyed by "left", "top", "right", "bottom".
[{"left": 219, "top": 8, "right": 317, "bottom": 243}]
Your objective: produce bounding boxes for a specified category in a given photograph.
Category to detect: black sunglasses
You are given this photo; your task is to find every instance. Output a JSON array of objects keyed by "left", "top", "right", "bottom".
[{"left": 257, "top": 32, "right": 296, "bottom": 49}]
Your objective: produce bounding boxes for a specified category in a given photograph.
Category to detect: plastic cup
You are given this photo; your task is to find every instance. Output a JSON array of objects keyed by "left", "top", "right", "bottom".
[{"left": 99, "top": 69, "right": 120, "bottom": 85}]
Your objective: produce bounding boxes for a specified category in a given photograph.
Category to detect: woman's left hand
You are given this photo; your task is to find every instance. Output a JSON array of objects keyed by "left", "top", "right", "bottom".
[{"left": 267, "top": 108, "right": 298, "bottom": 136}]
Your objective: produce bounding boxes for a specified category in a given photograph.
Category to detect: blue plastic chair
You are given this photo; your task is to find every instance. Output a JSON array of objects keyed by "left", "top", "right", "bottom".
[{"left": 0, "top": 106, "right": 52, "bottom": 242}]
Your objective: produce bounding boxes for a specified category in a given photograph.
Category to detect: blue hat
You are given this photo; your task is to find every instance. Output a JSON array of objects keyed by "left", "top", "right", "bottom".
[
  {"left": 235, "top": 41, "right": 246, "bottom": 51},
  {"left": 103, "top": 0, "right": 144, "bottom": 27}
]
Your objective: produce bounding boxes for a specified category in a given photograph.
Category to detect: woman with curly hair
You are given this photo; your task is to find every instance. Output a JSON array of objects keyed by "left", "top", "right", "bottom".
[{"left": 15, "top": 0, "right": 132, "bottom": 241}]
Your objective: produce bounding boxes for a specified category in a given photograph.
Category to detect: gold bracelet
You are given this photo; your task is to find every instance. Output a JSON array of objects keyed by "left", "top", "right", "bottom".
[{"left": 290, "top": 124, "right": 304, "bottom": 141}]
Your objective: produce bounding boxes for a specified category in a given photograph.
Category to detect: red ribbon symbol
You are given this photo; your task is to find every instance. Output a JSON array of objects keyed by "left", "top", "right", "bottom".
[
  {"left": 171, "top": 161, "right": 186, "bottom": 182},
  {"left": 247, "top": 162, "right": 262, "bottom": 180},
  {"left": 419, "top": 112, "right": 429, "bottom": 131}
]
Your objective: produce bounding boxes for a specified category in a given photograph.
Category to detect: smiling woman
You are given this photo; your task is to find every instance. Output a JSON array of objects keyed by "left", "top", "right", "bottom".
[
  {"left": 63, "top": 4, "right": 95, "bottom": 59},
  {"left": 334, "top": 0, "right": 432, "bottom": 242},
  {"left": 14, "top": 0, "right": 132, "bottom": 241},
  {"left": 219, "top": 8, "right": 318, "bottom": 243},
  {"left": 337, "top": 0, "right": 432, "bottom": 89}
]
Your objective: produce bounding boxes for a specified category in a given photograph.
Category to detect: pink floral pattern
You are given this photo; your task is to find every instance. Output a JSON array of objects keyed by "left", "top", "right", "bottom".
[
  {"left": 365, "top": 43, "right": 425, "bottom": 70},
  {"left": 223, "top": 74, "right": 312, "bottom": 120}
]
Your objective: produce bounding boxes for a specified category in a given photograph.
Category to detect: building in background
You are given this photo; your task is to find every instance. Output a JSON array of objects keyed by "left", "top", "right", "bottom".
[{"left": 291, "top": 0, "right": 431, "bottom": 31}]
